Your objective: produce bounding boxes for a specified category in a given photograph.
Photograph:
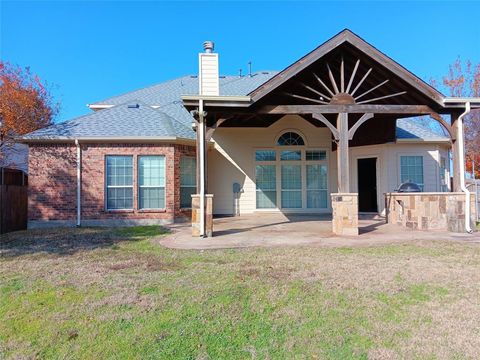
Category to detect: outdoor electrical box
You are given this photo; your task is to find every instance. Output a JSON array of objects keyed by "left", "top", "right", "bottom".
[
  {"left": 232, "top": 182, "right": 242, "bottom": 194},
  {"left": 232, "top": 182, "right": 243, "bottom": 216}
]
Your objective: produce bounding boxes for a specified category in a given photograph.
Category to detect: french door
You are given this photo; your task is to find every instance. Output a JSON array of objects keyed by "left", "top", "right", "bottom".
[{"left": 255, "top": 149, "right": 328, "bottom": 211}]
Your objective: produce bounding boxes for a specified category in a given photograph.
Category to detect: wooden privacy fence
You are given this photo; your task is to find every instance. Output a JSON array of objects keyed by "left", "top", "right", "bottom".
[
  {"left": 0, "top": 185, "right": 28, "bottom": 234},
  {"left": 0, "top": 168, "right": 28, "bottom": 234}
]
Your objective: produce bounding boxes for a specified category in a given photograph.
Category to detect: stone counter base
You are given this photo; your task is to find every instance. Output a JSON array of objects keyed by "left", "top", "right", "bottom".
[
  {"left": 331, "top": 193, "right": 359, "bottom": 236},
  {"left": 385, "top": 192, "right": 476, "bottom": 233}
]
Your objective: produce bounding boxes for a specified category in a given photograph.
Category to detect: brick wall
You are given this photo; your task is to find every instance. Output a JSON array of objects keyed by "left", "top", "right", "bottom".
[
  {"left": 29, "top": 144, "right": 77, "bottom": 221},
  {"left": 28, "top": 142, "right": 196, "bottom": 226}
]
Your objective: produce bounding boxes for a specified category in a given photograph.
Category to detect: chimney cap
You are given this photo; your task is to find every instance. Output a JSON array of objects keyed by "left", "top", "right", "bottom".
[{"left": 203, "top": 41, "right": 214, "bottom": 53}]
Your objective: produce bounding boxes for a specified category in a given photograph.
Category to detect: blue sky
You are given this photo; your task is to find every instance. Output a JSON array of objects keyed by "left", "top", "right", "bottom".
[{"left": 2, "top": 1, "right": 479, "bottom": 122}]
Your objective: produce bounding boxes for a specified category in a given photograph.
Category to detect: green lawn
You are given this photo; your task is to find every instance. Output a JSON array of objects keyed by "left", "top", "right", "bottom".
[{"left": 1, "top": 227, "right": 480, "bottom": 359}]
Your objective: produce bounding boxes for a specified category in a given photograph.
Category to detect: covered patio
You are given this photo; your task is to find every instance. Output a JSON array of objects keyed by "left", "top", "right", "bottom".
[
  {"left": 160, "top": 213, "right": 479, "bottom": 249},
  {"left": 182, "top": 30, "right": 480, "bottom": 238}
]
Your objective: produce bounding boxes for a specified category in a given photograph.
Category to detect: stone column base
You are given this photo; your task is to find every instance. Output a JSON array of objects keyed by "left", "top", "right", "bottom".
[
  {"left": 191, "top": 194, "right": 214, "bottom": 237},
  {"left": 331, "top": 193, "right": 359, "bottom": 236}
]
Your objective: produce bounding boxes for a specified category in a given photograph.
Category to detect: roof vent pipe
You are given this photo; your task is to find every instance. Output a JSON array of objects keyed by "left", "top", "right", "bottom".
[{"left": 203, "top": 41, "right": 214, "bottom": 53}]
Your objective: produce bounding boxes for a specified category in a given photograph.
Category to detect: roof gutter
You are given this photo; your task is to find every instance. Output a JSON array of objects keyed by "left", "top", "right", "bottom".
[
  {"left": 18, "top": 136, "right": 197, "bottom": 144},
  {"left": 181, "top": 95, "right": 251, "bottom": 107},
  {"left": 443, "top": 97, "right": 480, "bottom": 104},
  {"left": 456, "top": 102, "right": 474, "bottom": 233},
  {"left": 396, "top": 138, "right": 451, "bottom": 144},
  {"left": 90, "top": 97, "right": 253, "bottom": 110},
  {"left": 443, "top": 97, "right": 480, "bottom": 110},
  {"left": 75, "top": 139, "right": 81, "bottom": 227}
]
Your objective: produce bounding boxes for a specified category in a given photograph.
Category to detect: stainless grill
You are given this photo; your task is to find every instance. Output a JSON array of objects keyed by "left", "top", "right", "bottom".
[{"left": 397, "top": 182, "right": 422, "bottom": 193}]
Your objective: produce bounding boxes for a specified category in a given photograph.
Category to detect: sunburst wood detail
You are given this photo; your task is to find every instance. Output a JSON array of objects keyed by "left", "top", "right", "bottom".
[{"left": 286, "top": 57, "right": 407, "bottom": 106}]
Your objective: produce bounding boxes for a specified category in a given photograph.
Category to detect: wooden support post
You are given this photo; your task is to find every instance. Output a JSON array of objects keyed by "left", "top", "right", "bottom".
[
  {"left": 451, "top": 113, "right": 462, "bottom": 192},
  {"left": 337, "top": 112, "right": 350, "bottom": 193},
  {"left": 195, "top": 118, "right": 209, "bottom": 193},
  {"left": 195, "top": 119, "right": 201, "bottom": 192},
  {"left": 204, "top": 121, "right": 208, "bottom": 194}
]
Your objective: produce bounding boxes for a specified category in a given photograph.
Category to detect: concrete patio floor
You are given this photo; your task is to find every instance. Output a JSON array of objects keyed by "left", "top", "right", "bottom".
[{"left": 159, "top": 213, "right": 480, "bottom": 250}]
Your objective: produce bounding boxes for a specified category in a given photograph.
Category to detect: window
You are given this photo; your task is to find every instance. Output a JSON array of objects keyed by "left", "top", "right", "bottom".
[
  {"left": 106, "top": 156, "right": 133, "bottom": 210},
  {"left": 180, "top": 156, "right": 196, "bottom": 208},
  {"left": 255, "top": 145, "right": 328, "bottom": 210},
  {"left": 277, "top": 132, "right": 305, "bottom": 146},
  {"left": 306, "top": 150, "right": 326, "bottom": 161},
  {"left": 306, "top": 164, "right": 328, "bottom": 208},
  {"left": 281, "top": 165, "right": 302, "bottom": 208},
  {"left": 280, "top": 150, "right": 302, "bottom": 161},
  {"left": 255, "top": 150, "right": 276, "bottom": 161},
  {"left": 138, "top": 156, "right": 165, "bottom": 209},
  {"left": 256, "top": 165, "right": 277, "bottom": 208},
  {"left": 400, "top": 156, "right": 424, "bottom": 190},
  {"left": 440, "top": 157, "right": 448, "bottom": 192}
]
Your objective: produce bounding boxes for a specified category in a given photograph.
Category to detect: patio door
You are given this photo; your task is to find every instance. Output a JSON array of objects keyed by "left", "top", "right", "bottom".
[
  {"left": 358, "top": 157, "right": 378, "bottom": 212},
  {"left": 281, "top": 164, "right": 302, "bottom": 208},
  {"left": 306, "top": 164, "right": 328, "bottom": 209},
  {"left": 255, "top": 144, "right": 328, "bottom": 212},
  {"left": 280, "top": 162, "right": 328, "bottom": 210}
]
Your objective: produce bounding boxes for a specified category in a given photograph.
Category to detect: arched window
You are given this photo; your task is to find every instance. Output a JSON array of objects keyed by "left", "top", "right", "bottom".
[{"left": 277, "top": 132, "right": 305, "bottom": 146}]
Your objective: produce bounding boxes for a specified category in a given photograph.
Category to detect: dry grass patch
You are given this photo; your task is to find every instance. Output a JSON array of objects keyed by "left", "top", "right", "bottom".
[{"left": 1, "top": 228, "right": 480, "bottom": 359}]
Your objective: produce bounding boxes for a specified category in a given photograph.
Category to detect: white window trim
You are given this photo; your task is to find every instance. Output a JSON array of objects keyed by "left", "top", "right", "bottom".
[
  {"left": 179, "top": 185, "right": 197, "bottom": 209},
  {"left": 105, "top": 155, "right": 134, "bottom": 211},
  {"left": 255, "top": 163, "right": 277, "bottom": 210},
  {"left": 274, "top": 129, "right": 308, "bottom": 146},
  {"left": 138, "top": 155, "right": 166, "bottom": 210},
  {"left": 180, "top": 156, "right": 197, "bottom": 209},
  {"left": 397, "top": 154, "right": 425, "bottom": 190},
  {"left": 254, "top": 146, "right": 330, "bottom": 212},
  {"left": 440, "top": 155, "right": 449, "bottom": 192}
]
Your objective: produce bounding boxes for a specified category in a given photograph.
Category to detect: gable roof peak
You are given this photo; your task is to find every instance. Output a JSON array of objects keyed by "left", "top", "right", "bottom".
[{"left": 248, "top": 29, "right": 445, "bottom": 106}]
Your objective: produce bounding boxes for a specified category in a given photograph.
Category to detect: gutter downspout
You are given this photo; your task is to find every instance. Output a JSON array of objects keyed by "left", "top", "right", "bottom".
[
  {"left": 198, "top": 100, "right": 205, "bottom": 237},
  {"left": 457, "top": 102, "right": 473, "bottom": 233},
  {"left": 75, "top": 139, "right": 81, "bottom": 227}
]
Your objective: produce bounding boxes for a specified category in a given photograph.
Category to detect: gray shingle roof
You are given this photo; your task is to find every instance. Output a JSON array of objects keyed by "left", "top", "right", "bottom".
[
  {"left": 396, "top": 118, "right": 449, "bottom": 140},
  {"left": 23, "top": 72, "right": 278, "bottom": 141},
  {"left": 92, "top": 72, "right": 277, "bottom": 106},
  {"left": 22, "top": 71, "right": 449, "bottom": 142},
  {"left": 23, "top": 100, "right": 195, "bottom": 140}
]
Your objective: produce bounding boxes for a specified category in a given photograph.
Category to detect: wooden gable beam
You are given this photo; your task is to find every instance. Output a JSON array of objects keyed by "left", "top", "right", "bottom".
[
  {"left": 248, "top": 29, "right": 445, "bottom": 106},
  {"left": 258, "top": 104, "right": 438, "bottom": 114}
]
